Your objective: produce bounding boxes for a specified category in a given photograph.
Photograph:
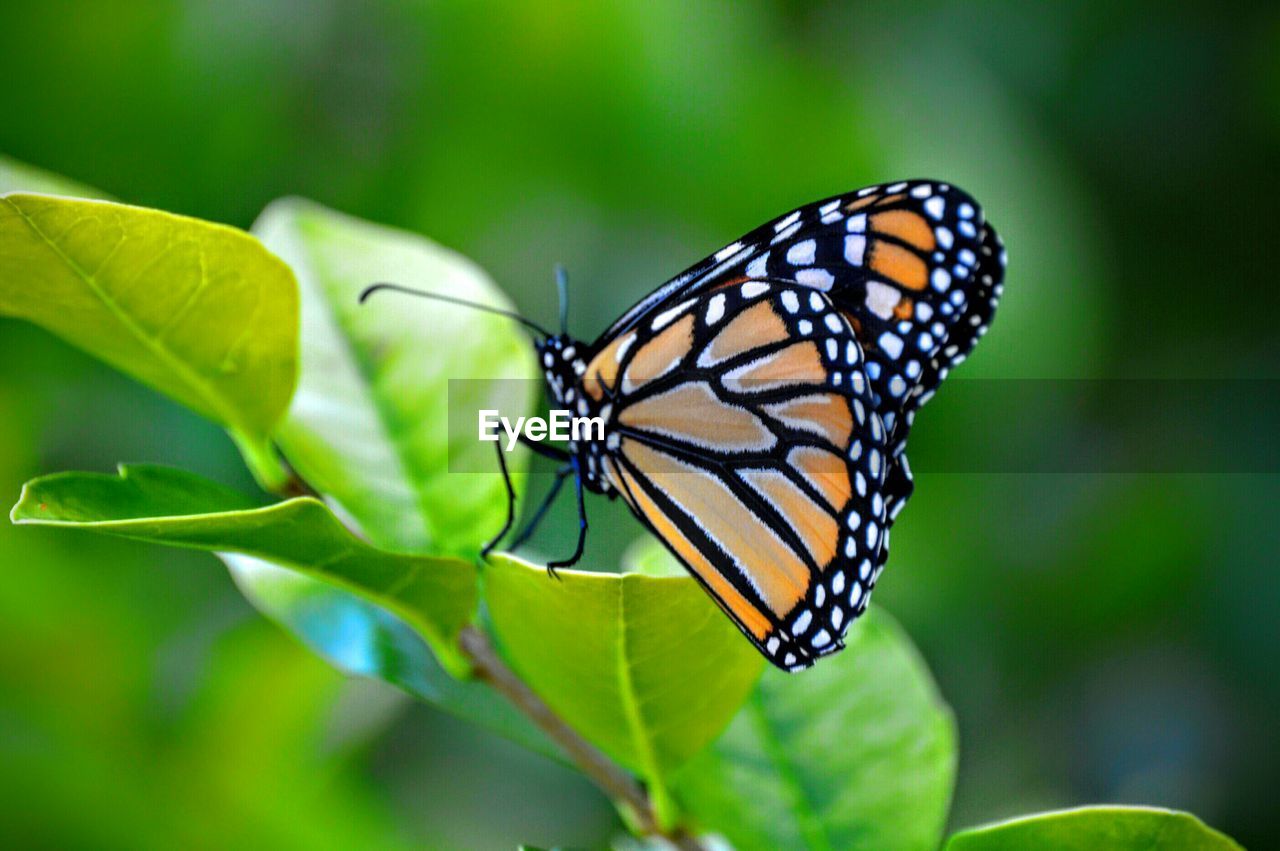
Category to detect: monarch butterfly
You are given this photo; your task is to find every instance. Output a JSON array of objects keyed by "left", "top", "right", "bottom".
[{"left": 364, "top": 179, "right": 1004, "bottom": 671}]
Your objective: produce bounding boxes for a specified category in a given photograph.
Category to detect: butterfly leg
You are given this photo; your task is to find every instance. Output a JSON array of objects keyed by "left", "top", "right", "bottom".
[
  {"left": 481, "top": 441, "right": 517, "bottom": 560},
  {"left": 507, "top": 463, "right": 573, "bottom": 551},
  {"left": 482, "top": 435, "right": 573, "bottom": 559},
  {"left": 546, "top": 455, "right": 588, "bottom": 579}
]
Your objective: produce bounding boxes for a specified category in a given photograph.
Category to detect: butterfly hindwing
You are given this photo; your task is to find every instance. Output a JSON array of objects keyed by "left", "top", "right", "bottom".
[{"left": 587, "top": 280, "right": 891, "bottom": 671}]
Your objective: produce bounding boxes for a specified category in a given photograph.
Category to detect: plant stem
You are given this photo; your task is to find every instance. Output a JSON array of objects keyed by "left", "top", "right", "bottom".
[
  {"left": 264, "top": 450, "right": 321, "bottom": 499},
  {"left": 457, "top": 626, "right": 706, "bottom": 850},
  {"left": 266, "top": 464, "right": 701, "bottom": 847}
]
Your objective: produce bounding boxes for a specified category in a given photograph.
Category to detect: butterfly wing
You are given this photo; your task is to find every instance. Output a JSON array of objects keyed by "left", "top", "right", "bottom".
[
  {"left": 586, "top": 281, "right": 890, "bottom": 671},
  {"left": 880, "top": 217, "right": 1006, "bottom": 520},
  {"left": 602, "top": 179, "right": 1005, "bottom": 549},
  {"left": 611, "top": 179, "right": 1002, "bottom": 423}
]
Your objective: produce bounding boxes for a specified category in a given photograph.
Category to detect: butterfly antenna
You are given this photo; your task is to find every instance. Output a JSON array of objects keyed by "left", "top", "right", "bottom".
[
  {"left": 359, "top": 282, "right": 552, "bottom": 339},
  {"left": 554, "top": 264, "right": 570, "bottom": 336}
]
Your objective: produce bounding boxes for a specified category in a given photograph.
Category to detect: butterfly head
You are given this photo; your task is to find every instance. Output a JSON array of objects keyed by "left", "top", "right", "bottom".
[{"left": 535, "top": 334, "right": 588, "bottom": 406}]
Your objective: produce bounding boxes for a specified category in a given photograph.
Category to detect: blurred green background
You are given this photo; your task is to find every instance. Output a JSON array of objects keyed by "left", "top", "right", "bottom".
[{"left": 1, "top": 1, "right": 1276, "bottom": 848}]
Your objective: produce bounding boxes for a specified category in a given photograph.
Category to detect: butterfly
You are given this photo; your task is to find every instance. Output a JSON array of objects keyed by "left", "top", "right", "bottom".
[{"left": 366, "top": 179, "right": 1005, "bottom": 671}]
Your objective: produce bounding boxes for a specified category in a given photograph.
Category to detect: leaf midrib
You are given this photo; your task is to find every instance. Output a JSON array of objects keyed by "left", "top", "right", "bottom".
[
  {"left": 3, "top": 196, "right": 246, "bottom": 431},
  {"left": 286, "top": 214, "right": 435, "bottom": 549},
  {"left": 615, "top": 578, "right": 666, "bottom": 795},
  {"left": 748, "top": 690, "right": 834, "bottom": 851}
]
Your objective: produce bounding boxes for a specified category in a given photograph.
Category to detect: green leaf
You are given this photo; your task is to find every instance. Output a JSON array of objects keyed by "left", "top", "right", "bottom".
[
  {"left": 0, "top": 154, "right": 112, "bottom": 199},
  {"left": 10, "top": 464, "right": 476, "bottom": 675},
  {"left": 482, "top": 554, "right": 765, "bottom": 827},
  {"left": 673, "top": 607, "right": 956, "bottom": 851},
  {"left": 0, "top": 193, "right": 298, "bottom": 483},
  {"left": 252, "top": 198, "right": 539, "bottom": 555},
  {"left": 620, "top": 535, "right": 687, "bottom": 578},
  {"left": 222, "top": 554, "right": 560, "bottom": 760},
  {"left": 943, "top": 806, "right": 1243, "bottom": 851}
]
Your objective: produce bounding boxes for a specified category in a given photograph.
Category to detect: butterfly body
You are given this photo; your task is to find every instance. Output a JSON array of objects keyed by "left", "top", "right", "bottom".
[
  {"left": 512, "top": 179, "right": 1005, "bottom": 671},
  {"left": 534, "top": 333, "right": 618, "bottom": 498}
]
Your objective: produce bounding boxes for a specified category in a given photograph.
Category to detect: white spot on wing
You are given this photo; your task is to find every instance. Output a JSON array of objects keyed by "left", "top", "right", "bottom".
[
  {"left": 786, "top": 239, "right": 817, "bottom": 266},
  {"left": 792, "top": 609, "right": 813, "bottom": 635},
  {"left": 651, "top": 298, "right": 696, "bottom": 331},
  {"left": 864, "top": 281, "right": 899, "bottom": 319},
  {"left": 705, "top": 293, "right": 726, "bottom": 325},
  {"left": 615, "top": 334, "right": 636, "bottom": 362},
  {"left": 795, "top": 268, "right": 834, "bottom": 289},
  {"left": 772, "top": 221, "right": 802, "bottom": 243},
  {"left": 844, "top": 235, "right": 866, "bottom": 265},
  {"left": 715, "top": 241, "right": 744, "bottom": 262},
  {"left": 879, "top": 332, "right": 904, "bottom": 359}
]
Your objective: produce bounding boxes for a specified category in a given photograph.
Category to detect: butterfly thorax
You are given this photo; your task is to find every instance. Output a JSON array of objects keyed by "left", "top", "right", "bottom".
[{"left": 536, "top": 335, "right": 614, "bottom": 495}]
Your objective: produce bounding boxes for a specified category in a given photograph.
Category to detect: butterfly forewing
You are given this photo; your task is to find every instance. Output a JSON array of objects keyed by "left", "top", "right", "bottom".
[
  {"left": 586, "top": 281, "right": 890, "bottom": 671},
  {"left": 600, "top": 179, "right": 1005, "bottom": 561},
  {"left": 607, "top": 180, "right": 1002, "bottom": 428}
]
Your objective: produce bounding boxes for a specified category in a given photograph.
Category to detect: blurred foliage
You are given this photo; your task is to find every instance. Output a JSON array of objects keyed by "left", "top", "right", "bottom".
[
  {"left": 943, "top": 806, "right": 1242, "bottom": 851},
  {"left": 0, "top": 0, "right": 1276, "bottom": 848}
]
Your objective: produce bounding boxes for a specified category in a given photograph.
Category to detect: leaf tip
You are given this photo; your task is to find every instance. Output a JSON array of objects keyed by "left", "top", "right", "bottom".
[{"left": 8, "top": 481, "right": 36, "bottom": 525}]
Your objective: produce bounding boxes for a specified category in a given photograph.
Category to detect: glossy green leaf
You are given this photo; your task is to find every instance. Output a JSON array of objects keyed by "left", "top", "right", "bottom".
[
  {"left": 0, "top": 193, "right": 298, "bottom": 482},
  {"left": 222, "top": 553, "right": 560, "bottom": 760},
  {"left": 0, "top": 155, "right": 111, "bottom": 199},
  {"left": 673, "top": 607, "right": 956, "bottom": 851},
  {"left": 483, "top": 554, "right": 764, "bottom": 826},
  {"left": 253, "top": 198, "right": 538, "bottom": 555},
  {"left": 944, "top": 806, "right": 1243, "bottom": 851},
  {"left": 10, "top": 464, "right": 476, "bottom": 675},
  {"left": 620, "top": 535, "right": 686, "bottom": 578}
]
